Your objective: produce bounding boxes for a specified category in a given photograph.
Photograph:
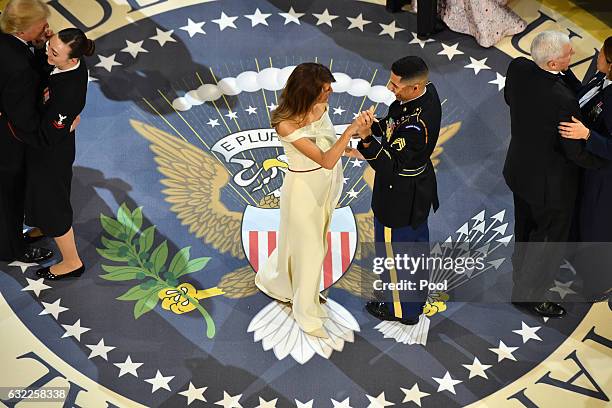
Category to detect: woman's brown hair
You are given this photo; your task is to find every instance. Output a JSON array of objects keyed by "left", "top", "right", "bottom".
[
  {"left": 603, "top": 36, "right": 612, "bottom": 79},
  {"left": 271, "top": 62, "right": 335, "bottom": 128}
]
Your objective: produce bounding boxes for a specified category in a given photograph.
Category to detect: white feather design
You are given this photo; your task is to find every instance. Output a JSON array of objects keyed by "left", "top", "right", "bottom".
[{"left": 248, "top": 299, "right": 360, "bottom": 364}]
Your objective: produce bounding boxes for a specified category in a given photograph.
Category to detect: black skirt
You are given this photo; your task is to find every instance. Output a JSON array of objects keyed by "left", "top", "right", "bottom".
[{"left": 24, "top": 134, "right": 76, "bottom": 237}]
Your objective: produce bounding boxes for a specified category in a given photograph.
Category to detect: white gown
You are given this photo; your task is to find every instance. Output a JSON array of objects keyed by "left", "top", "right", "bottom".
[{"left": 255, "top": 110, "right": 343, "bottom": 332}]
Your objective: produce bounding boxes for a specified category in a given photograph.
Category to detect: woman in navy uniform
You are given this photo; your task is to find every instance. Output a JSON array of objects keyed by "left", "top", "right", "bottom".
[
  {"left": 355, "top": 56, "right": 441, "bottom": 325},
  {"left": 26, "top": 28, "right": 94, "bottom": 279},
  {"left": 0, "top": 0, "right": 67, "bottom": 264},
  {"left": 559, "top": 36, "right": 612, "bottom": 300}
]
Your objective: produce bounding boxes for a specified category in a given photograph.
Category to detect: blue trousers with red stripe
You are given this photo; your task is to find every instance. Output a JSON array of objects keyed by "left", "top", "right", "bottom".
[{"left": 374, "top": 217, "right": 429, "bottom": 320}]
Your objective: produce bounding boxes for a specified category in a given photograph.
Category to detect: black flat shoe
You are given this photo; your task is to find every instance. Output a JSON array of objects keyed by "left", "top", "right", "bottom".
[
  {"left": 23, "top": 228, "right": 45, "bottom": 244},
  {"left": 17, "top": 247, "right": 53, "bottom": 263},
  {"left": 37, "top": 264, "right": 85, "bottom": 280},
  {"left": 533, "top": 302, "right": 566, "bottom": 318}
]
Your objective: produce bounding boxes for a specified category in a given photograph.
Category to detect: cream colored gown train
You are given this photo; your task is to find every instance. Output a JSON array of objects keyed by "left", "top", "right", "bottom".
[{"left": 255, "top": 109, "right": 343, "bottom": 332}]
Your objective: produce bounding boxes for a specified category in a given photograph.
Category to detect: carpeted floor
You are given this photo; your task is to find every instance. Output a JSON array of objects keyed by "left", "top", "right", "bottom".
[{"left": 0, "top": 1, "right": 610, "bottom": 407}]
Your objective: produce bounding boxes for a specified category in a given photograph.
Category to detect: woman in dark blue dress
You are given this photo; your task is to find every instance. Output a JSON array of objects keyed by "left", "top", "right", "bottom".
[
  {"left": 559, "top": 36, "right": 612, "bottom": 300},
  {"left": 25, "top": 28, "right": 94, "bottom": 280}
]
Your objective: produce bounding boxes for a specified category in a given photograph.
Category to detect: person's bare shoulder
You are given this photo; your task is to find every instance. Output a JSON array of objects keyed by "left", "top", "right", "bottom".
[{"left": 276, "top": 120, "right": 300, "bottom": 138}]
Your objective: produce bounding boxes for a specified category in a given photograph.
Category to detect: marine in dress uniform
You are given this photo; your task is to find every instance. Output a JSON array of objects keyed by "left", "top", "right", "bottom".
[{"left": 357, "top": 56, "right": 441, "bottom": 325}]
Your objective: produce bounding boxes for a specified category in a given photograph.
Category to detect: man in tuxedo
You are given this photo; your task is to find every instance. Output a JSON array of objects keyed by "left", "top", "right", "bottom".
[
  {"left": 504, "top": 30, "right": 606, "bottom": 317},
  {"left": 0, "top": 0, "right": 68, "bottom": 263}
]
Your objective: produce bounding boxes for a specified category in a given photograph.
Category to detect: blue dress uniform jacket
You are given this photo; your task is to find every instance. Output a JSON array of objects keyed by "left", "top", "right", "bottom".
[
  {"left": 25, "top": 60, "right": 89, "bottom": 237},
  {"left": 357, "top": 82, "right": 442, "bottom": 229}
]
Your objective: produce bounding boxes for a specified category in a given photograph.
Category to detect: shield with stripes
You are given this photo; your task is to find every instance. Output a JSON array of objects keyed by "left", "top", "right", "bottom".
[{"left": 241, "top": 205, "right": 357, "bottom": 291}]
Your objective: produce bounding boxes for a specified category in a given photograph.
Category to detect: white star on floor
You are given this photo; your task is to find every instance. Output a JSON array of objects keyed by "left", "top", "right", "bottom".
[
  {"left": 513, "top": 321, "right": 542, "bottom": 343},
  {"left": 114, "top": 355, "right": 143, "bottom": 378},
  {"left": 180, "top": 18, "right": 206, "bottom": 38},
  {"left": 465, "top": 57, "right": 491, "bottom": 75},
  {"left": 8, "top": 261, "right": 38, "bottom": 272},
  {"left": 346, "top": 189, "right": 359, "bottom": 199},
  {"left": 149, "top": 28, "right": 176, "bottom": 47},
  {"left": 347, "top": 13, "right": 371, "bottom": 31},
  {"left": 245, "top": 106, "right": 257, "bottom": 115},
  {"left": 489, "top": 73, "right": 506, "bottom": 91},
  {"left": 21, "top": 277, "right": 51, "bottom": 297},
  {"left": 295, "top": 400, "right": 313, "bottom": 408},
  {"left": 95, "top": 54, "right": 122, "bottom": 72},
  {"left": 246, "top": 9, "right": 271, "bottom": 27},
  {"left": 279, "top": 7, "right": 304, "bottom": 25},
  {"left": 121, "top": 40, "right": 148, "bottom": 58},
  {"left": 144, "top": 370, "right": 174, "bottom": 393},
  {"left": 178, "top": 382, "right": 207, "bottom": 405},
  {"left": 331, "top": 397, "right": 352, "bottom": 408},
  {"left": 462, "top": 357, "right": 492, "bottom": 379},
  {"left": 85, "top": 338, "right": 115, "bottom": 361},
  {"left": 432, "top": 372, "right": 462, "bottom": 394},
  {"left": 207, "top": 118, "right": 220, "bottom": 128},
  {"left": 489, "top": 340, "right": 518, "bottom": 362},
  {"left": 267, "top": 103, "right": 278, "bottom": 111},
  {"left": 351, "top": 158, "right": 363, "bottom": 167},
  {"left": 549, "top": 280, "right": 577, "bottom": 299},
  {"left": 255, "top": 397, "right": 277, "bottom": 408},
  {"left": 61, "top": 319, "right": 90, "bottom": 342},
  {"left": 401, "top": 383, "right": 430, "bottom": 406},
  {"left": 409, "top": 32, "right": 434, "bottom": 48},
  {"left": 379, "top": 20, "right": 405, "bottom": 39},
  {"left": 366, "top": 392, "right": 394, "bottom": 408},
  {"left": 352, "top": 112, "right": 360, "bottom": 119},
  {"left": 215, "top": 391, "right": 243, "bottom": 408},
  {"left": 438, "top": 42, "right": 464, "bottom": 61},
  {"left": 313, "top": 9, "right": 338, "bottom": 27},
  {"left": 212, "top": 12, "right": 238, "bottom": 31},
  {"left": 225, "top": 111, "right": 238, "bottom": 120},
  {"left": 333, "top": 106, "right": 346, "bottom": 115},
  {"left": 39, "top": 298, "right": 68, "bottom": 319},
  {"left": 543, "top": 317, "right": 549, "bottom": 323},
  {"left": 342, "top": 177, "right": 349, "bottom": 184}
]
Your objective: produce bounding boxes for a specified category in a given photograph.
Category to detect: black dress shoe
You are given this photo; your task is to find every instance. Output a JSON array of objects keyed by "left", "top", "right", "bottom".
[
  {"left": 37, "top": 264, "right": 85, "bottom": 280},
  {"left": 366, "top": 301, "right": 397, "bottom": 321},
  {"left": 17, "top": 247, "right": 53, "bottom": 263},
  {"left": 533, "top": 302, "right": 566, "bottom": 318},
  {"left": 23, "top": 227, "right": 45, "bottom": 244},
  {"left": 366, "top": 302, "right": 422, "bottom": 325}
]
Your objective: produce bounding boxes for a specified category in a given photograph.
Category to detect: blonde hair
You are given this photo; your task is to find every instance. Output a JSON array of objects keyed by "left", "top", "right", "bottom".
[{"left": 0, "top": 0, "right": 50, "bottom": 34}]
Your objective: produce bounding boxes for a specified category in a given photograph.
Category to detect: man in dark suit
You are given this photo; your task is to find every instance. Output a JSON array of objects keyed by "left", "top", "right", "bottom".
[
  {"left": 0, "top": 0, "right": 68, "bottom": 263},
  {"left": 504, "top": 30, "right": 606, "bottom": 317}
]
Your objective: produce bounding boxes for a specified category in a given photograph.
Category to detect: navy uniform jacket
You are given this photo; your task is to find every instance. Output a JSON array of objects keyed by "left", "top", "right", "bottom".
[{"left": 357, "top": 82, "right": 441, "bottom": 228}]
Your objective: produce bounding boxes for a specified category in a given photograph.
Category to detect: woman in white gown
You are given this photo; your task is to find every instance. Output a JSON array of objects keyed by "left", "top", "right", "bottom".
[{"left": 255, "top": 63, "right": 373, "bottom": 338}]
